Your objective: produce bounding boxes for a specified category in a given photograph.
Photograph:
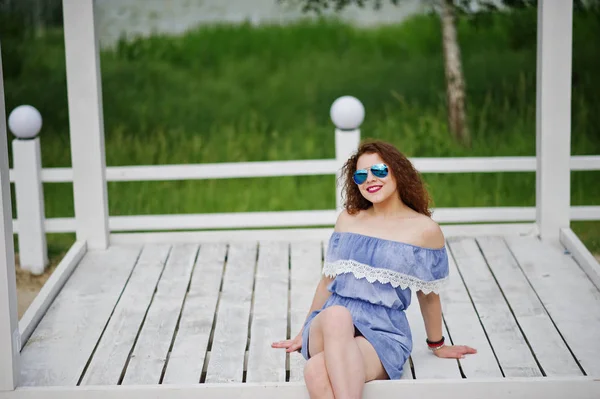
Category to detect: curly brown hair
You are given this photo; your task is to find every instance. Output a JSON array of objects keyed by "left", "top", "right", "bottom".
[{"left": 340, "top": 140, "right": 432, "bottom": 217}]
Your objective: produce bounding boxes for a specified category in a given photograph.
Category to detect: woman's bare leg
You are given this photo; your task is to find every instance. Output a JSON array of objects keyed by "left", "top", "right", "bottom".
[
  {"left": 303, "top": 336, "right": 388, "bottom": 398},
  {"left": 306, "top": 306, "right": 365, "bottom": 399},
  {"left": 354, "top": 336, "right": 388, "bottom": 382},
  {"left": 303, "top": 352, "right": 334, "bottom": 399}
]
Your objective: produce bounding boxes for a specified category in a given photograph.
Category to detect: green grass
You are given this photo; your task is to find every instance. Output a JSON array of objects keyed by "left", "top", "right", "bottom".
[{"left": 2, "top": 9, "right": 599, "bottom": 255}]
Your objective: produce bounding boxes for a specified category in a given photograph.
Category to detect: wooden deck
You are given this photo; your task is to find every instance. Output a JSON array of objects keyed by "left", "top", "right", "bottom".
[{"left": 15, "top": 228, "right": 600, "bottom": 389}]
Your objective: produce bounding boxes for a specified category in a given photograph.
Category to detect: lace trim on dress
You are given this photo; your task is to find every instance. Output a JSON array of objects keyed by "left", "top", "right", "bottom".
[{"left": 323, "top": 259, "right": 447, "bottom": 295}]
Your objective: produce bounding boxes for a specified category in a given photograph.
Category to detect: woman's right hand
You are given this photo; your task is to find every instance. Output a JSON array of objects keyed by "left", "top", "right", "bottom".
[{"left": 271, "top": 333, "right": 303, "bottom": 353}]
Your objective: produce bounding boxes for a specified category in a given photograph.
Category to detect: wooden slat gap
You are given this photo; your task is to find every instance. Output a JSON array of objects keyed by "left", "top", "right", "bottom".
[
  {"left": 441, "top": 314, "right": 465, "bottom": 379},
  {"left": 207, "top": 244, "right": 230, "bottom": 351},
  {"left": 500, "top": 237, "right": 588, "bottom": 376},
  {"left": 158, "top": 245, "right": 202, "bottom": 384},
  {"left": 113, "top": 246, "right": 174, "bottom": 385},
  {"left": 242, "top": 243, "right": 260, "bottom": 382},
  {"left": 199, "top": 245, "right": 230, "bottom": 383},
  {"left": 446, "top": 240, "right": 506, "bottom": 378},
  {"left": 77, "top": 246, "right": 146, "bottom": 386},
  {"left": 473, "top": 238, "right": 547, "bottom": 377},
  {"left": 286, "top": 242, "right": 292, "bottom": 381}
]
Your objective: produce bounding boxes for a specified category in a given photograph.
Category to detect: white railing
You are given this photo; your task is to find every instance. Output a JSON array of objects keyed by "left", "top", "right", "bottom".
[
  {"left": 7, "top": 155, "right": 600, "bottom": 183},
  {"left": 7, "top": 97, "right": 600, "bottom": 274}
]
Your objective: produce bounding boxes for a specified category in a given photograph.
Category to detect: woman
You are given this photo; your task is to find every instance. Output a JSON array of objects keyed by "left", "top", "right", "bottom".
[{"left": 272, "top": 140, "right": 476, "bottom": 398}]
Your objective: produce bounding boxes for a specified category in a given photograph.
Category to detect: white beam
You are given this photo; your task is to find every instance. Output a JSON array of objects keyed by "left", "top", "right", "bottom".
[
  {"left": 0, "top": 42, "right": 21, "bottom": 391},
  {"left": 559, "top": 228, "right": 600, "bottom": 291},
  {"left": 62, "top": 0, "right": 109, "bottom": 249},
  {"left": 18, "top": 241, "right": 87, "bottom": 347},
  {"left": 535, "top": 1, "right": 573, "bottom": 242},
  {"left": 0, "top": 377, "right": 599, "bottom": 399},
  {"left": 109, "top": 224, "right": 537, "bottom": 245}
]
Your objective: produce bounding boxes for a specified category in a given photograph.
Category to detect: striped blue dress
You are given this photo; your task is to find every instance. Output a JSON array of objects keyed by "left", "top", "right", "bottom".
[{"left": 300, "top": 231, "right": 449, "bottom": 380}]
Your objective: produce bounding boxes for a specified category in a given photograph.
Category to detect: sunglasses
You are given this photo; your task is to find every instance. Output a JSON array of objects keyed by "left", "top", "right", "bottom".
[{"left": 352, "top": 163, "right": 389, "bottom": 185}]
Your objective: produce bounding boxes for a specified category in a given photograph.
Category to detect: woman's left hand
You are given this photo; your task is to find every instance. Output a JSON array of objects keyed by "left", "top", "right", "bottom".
[{"left": 433, "top": 345, "right": 477, "bottom": 359}]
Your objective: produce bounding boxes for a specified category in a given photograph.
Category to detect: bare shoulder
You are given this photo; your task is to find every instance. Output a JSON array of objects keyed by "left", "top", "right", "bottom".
[
  {"left": 334, "top": 209, "right": 360, "bottom": 232},
  {"left": 412, "top": 215, "right": 445, "bottom": 249}
]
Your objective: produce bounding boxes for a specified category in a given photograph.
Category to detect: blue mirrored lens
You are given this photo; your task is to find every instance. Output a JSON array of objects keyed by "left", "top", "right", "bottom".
[
  {"left": 371, "top": 164, "right": 388, "bottom": 178},
  {"left": 353, "top": 170, "right": 367, "bottom": 185}
]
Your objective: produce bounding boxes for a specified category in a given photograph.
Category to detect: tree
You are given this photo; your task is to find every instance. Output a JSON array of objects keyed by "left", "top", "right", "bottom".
[
  {"left": 440, "top": 0, "right": 468, "bottom": 145},
  {"left": 277, "top": 0, "right": 471, "bottom": 146}
]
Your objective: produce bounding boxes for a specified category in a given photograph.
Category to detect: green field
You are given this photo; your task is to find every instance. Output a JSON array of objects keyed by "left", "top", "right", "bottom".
[{"left": 2, "top": 9, "right": 599, "bottom": 259}]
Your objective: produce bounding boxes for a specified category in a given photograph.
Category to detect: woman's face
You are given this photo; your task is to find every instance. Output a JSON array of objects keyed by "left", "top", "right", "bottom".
[{"left": 355, "top": 152, "right": 397, "bottom": 205}]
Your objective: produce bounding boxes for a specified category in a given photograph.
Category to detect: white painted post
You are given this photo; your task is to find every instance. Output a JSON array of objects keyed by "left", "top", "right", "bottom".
[
  {"left": 0, "top": 43, "right": 21, "bottom": 391},
  {"left": 535, "top": 1, "right": 573, "bottom": 243},
  {"left": 331, "top": 96, "right": 364, "bottom": 212},
  {"left": 8, "top": 105, "right": 49, "bottom": 275},
  {"left": 63, "top": 0, "right": 110, "bottom": 249}
]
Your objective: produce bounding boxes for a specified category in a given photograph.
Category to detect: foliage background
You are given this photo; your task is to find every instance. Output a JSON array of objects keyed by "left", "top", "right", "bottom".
[{"left": 1, "top": 3, "right": 599, "bottom": 259}]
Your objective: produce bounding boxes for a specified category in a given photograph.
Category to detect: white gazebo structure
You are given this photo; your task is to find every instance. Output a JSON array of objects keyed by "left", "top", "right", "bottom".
[{"left": 1, "top": 0, "right": 599, "bottom": 398}]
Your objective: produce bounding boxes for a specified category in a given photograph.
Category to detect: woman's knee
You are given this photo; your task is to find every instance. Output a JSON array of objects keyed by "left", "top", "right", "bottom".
[
  {"left": 320, "top": 305, "right": 354, "bottom": 334},
  {"left": 304, "top": 353, "right": 330, "bottom": 393}
]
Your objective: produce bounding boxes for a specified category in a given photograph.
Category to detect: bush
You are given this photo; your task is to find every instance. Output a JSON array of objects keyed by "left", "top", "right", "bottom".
[{"left": 2, "top": 9, "right": 599, "bottom": 252}]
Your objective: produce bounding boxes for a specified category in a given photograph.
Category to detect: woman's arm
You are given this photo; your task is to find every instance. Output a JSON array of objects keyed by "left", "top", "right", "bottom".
[
  {"left": 416, "top": 290, "right": 444, "bottom": 343},
  {"left": 298, "top": 209, "right": 353, "bottom": 324},
  {"left": 416, "top": 290, "right": 476, "bottom": 359},
  {"left": 415, "top": 219, "right": 477, "bottom": 359},
  {"left": 304, "top": 275, "right": 334, "bottom": 324}
]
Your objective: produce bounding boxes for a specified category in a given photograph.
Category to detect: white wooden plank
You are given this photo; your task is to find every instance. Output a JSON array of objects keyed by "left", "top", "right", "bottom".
[
  {"left": 411, "top": 156, "right": 536, "bottom": 173},
  {"left": 205, "top": 242, "right": 258, "bottom": 383},
  {"left": 477, "top": 236, "right": 582, "bottom": 376},
  {"left": 80, "top": 244, "right": 172, "bottom": 385},
  {"left": 105, "top": 159, "right": 338, "bottom": 181},
  {"left": 246, "top": 241, "right": 289, "bottom": 382},
  {"left": 406, "top": 292, "right": 462, "bottom": 379},
  {"left": 442, "top": 223, "right": 538, "bottom": 238},
  {"left": 441, "top": 249, "right": 503, "bottom": 378},
  {"left": 505, "top": 235, "right": 600, "bottom": 376},
  {"left": 448, "top": 238, "right": 542, "bottom": 377},
  {"left": 560, "top": 228, "right": 600, "bottom": 291},
  {"left": 63, "top": 0, "right": 109, "bottom": 249},
  {"left": 162, "top": 243, "right": 227, "bottom": 384},
  {"left": 571, "top": 206, "right": 600, "bottom": 221},
  {"left": 19, "top": 241, "right": 87, "bottom": 346},
  {"left": 0, "top": 42, "right": 20, "bottom": 391},
  {"left": 121, "top": 244, "right": 199, "bottom": 385},
  {"left": 535, "top": 0, "right": 573, "bottom": 242},
  {"left": 570, "top": 155, "right": 600, "bottom": 170},
  {"left": 435, "top": 207, "right": 537, "bottom": 223},
  {"left": 19, "top": 245, "right": 143, "bottom": 386},
  {"left": 14, "top": 217, "right": 76, "bottom": 234},
  {"left": 109, "top": 224, "right": 538, "bottom": 246},
  {"left": 105, "top": 209, "right": 539, "bottom": 231},
  {"left": 112, "top": 229, "right": 335, "bottom": 245},
  {"left": 1, "top": 377, "right": 600, "bottom": 399},
  {"left": 289, "top": 241, "right": 323, "bottom": 382},
  {"left": 109, "top": 210, "right": 337, "bottom": 231}
]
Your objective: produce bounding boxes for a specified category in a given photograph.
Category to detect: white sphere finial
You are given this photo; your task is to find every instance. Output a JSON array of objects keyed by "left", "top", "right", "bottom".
[
  {"left": 330, "top": 96, "right": 365, "bottom": 130},
  {"left": 8, "top": 105, "right": 43, "bottom": 139}
]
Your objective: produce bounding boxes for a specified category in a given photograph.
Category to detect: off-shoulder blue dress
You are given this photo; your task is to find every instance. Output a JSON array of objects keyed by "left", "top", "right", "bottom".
[{"left": 300, "top": 231, "right": 449, "bottom": 380}]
